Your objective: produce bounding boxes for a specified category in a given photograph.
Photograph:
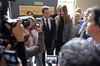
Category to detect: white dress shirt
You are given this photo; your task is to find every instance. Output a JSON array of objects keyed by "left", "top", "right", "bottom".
[
  {"left": 24, "top": 29, "right": 38, "bottom": 47},
  {"left": 43, "top": 17, "right": 51, "bottom": 30}
]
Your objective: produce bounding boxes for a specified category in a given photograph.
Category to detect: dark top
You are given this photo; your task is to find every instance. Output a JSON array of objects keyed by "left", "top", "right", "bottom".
[
  {"left": 16, "top": 41, "right": 27, "bottom": 66},
  {"left": 57, "top": 17, "right": 64, "bottom": 44}
]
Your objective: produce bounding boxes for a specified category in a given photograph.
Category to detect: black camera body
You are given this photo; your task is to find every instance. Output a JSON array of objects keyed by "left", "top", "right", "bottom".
[
  {"left": 4, "top": 50, "right": 18, "bottom": 65},
  {"left": 35, "top": 23, "right": 40, "bottom": 28},
  {"left": 35, "top": 18, "right": 42, "bottom": 28},
  {"left": 2, "top": 16, "right": 30, "bottom": 45},
  {"left": 0, "top": 46, "right": 18, "bottom": 65},
  {"left": 46, "top": 55, "right": 58, "bottom": 64},
  {"left": 5, "top": 18, "right": 30, "bottom": 28}
]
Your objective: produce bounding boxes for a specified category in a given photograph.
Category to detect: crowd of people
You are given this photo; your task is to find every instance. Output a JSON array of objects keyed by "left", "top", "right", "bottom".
[{"left": 0, "top": 1, "right": 100, "bottom": 66}]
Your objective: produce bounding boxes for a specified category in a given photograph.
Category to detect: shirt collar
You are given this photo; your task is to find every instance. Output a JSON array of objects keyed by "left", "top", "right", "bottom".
[{"left": 43, "top": 17, "right": 49, "bottom": 21}]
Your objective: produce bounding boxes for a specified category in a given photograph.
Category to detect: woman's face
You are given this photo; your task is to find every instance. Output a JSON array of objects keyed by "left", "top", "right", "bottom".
[
  {"left": 60, "top": 8, "right": 64, "bottom": 17},
  {"left": 28, "top": 18, "right": 34, "bottom": 28},
  {"left": 27, "top": 12, "right": 34, "bottom": 17}
]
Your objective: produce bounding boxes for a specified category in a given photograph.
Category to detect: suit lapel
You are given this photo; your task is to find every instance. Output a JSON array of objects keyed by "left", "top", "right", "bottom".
[
  {"left": 42, "top": 17, "right": 49, "bottom": 31},
  {"left": 50, "top": 18, "right": 52, "bottom": 30},
  {"left": 42, "top": 17, "right": 53, "bottom": 31}
]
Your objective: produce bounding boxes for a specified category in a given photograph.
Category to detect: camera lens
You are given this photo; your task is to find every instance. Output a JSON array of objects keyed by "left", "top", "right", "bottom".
[
  {"left": 35, "top": 23, "right": 40, "bottom": 28},
  {"left": 22, "top": 19, "right": 30, "bottom": 28}
]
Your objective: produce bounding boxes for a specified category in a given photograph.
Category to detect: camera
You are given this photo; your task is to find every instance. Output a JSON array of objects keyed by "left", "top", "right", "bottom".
[
  {"left": 0, "top": 46, "right": 18, "bottom": 65},
  {"left": 46, "top": 55, "right": 58, "bottom": 64},
  {"left": 35, "top": 18, "right": 42, "bottom": 28},
  {"left": 4, "top": 16, "right": 30, "bottom": 28},
  {"left": 35, "top": 23, "right": 40, "bottom": 28},
  {"left": 0, "top": 16, "right": 31, "bottom": 48},
  {"left": 4, "top": 50, "right": 18, "bottom": 65}
]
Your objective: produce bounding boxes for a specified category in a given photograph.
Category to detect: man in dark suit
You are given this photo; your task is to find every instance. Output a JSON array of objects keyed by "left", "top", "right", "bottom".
[{"left": 41, "top": 6, "right": 56, "bottom": 66}]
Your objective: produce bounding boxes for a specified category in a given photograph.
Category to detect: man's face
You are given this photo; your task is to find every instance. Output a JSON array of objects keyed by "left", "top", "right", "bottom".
[
  {"left": 84, "top": 13, "right": 100, "bottom": 37},
  {"left": 73, "top": 13, "right": 81, "bottom": 23},
  {"left": 43, "top": 9, "right": 50, "bottom": 19},
  {"left": 84, "top": 11, "right": 89, "bottom": 20}
]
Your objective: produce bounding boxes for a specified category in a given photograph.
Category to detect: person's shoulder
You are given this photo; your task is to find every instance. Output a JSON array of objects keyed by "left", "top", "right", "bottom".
[
  {"left": 80, "top": 18, "right": 85, "bottom": 24},
  {"left": 87, "top": 37, "right": 94, "bottom": 44},
  {"left": 55, "top": 15, "right": 59, "bottom": 19},
  {"left": 68, "top": 18, "right": 73, "bottom": 25},
  {"left": 50, "top": 17, "right": 54, "bottom": 20},
  {"left": 87, "top": 37, "right": 92, "bottom": 41},
  {"left": 49, "top": 17, "right": 55, "bottom": 23}
]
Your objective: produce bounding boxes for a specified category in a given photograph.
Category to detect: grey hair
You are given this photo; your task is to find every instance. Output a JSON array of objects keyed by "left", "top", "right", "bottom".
[{"left": 58, "top": 38, "right": 99, "bottom": 66}]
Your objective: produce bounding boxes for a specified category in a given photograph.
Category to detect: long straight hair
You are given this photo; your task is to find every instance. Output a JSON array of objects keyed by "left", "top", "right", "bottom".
[{"left": 56, "top": 5, "right": 70, "bottom": 25}]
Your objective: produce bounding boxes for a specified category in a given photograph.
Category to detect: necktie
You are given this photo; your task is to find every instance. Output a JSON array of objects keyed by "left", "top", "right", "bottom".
[{"left": 46, "top": 19, "right": 49, "bottom": 30}]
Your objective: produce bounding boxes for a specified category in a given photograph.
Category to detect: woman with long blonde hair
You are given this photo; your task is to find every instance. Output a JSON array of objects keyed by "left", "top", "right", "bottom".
[{"left": 55, "top": 5, "right": 72, "bottom": 55}]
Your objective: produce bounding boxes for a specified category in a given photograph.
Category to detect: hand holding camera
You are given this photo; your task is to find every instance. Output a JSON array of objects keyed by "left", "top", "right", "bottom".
[
  {"left": 5, "top": 20, "right": 24, "bottom": 42},
  {"left": 35, "top": 18, "right": 43, "bottom": 32},
  {"left": 0, "top": 45, "right": 22, "bottom": 66}
]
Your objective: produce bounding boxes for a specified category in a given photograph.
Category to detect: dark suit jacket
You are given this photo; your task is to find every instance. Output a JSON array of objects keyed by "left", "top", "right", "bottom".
[{"left": 42, "top": 17, "right": 56, "bottom": 51}]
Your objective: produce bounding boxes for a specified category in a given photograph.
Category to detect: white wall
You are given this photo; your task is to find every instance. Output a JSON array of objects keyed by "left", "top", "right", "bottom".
[{"left": 75, "top": 0, "right": 100, "bottom": 11}]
